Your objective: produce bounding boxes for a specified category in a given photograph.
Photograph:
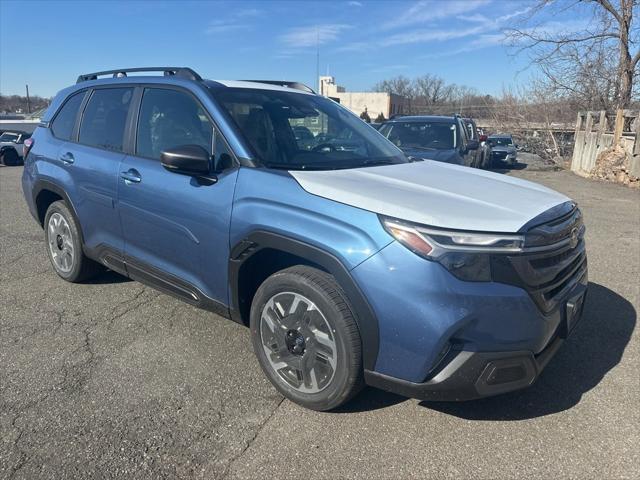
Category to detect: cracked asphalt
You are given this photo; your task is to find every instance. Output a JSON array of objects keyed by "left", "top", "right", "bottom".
[{"left": 1, "top": 161, "right": 639, "bottom": 479}]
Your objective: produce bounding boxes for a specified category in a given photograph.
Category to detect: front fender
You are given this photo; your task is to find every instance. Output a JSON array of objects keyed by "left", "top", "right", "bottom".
[{"left": 229, "top": 168, "right": 394, "bottom": 370}]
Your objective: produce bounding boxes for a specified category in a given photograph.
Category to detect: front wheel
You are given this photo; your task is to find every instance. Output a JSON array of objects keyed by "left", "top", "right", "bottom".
[{"left": 250, "top": 266, "right": 363, "bottom": 411}]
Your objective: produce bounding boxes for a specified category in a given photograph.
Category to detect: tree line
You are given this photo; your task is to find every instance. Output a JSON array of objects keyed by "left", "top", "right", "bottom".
[{"left": 0, "top": 95, "right": 51, "bottom": 115}]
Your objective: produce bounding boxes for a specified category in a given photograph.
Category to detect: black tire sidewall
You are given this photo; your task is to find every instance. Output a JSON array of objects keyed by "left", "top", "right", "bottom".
[
  {"left": 250, "top": 269, "right": 361, "bottom": 411},
  {"left": 44, "top": 201, "right": 85, "bottom": 282},
  {"left": 1, "top": 149, "right": 19, "bottom": 166}
]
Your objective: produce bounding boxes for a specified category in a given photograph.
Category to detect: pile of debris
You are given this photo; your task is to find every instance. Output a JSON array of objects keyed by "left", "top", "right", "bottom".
[{"left": 590, "top": 145, "right": 640, "bottom": 188}]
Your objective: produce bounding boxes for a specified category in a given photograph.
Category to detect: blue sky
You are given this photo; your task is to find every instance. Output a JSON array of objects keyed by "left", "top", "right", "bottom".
[{"left": 0, "top": 0, "right": 584, "bottom": 98}]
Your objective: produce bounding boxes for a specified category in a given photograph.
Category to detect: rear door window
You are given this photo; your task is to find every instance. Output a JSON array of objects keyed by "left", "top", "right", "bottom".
[
  {"left": 51, "top": 92, "right": 85, "bottom": 141},
  {"left": 79, "top": 88, "right": 133, "bottom": 152}
]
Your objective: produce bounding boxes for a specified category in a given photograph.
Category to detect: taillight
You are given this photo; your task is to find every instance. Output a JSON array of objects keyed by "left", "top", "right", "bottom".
[
  {"left": 479, "top": 134, "right": 487, "bottom": 142},
  {"left": 23, "top": 138, "right": 34, "bottom": 159}
]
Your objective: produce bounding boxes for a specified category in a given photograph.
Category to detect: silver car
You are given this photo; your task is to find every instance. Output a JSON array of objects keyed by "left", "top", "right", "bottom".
[{"left": 488, "top": 134, "right": 518, "bottom": 166}]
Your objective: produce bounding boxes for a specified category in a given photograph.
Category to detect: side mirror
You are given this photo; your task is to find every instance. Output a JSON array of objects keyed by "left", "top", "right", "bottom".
[
  {"left": 161, "top": 145, "right": 211, "bottom": 177},
  {"left": 466, "top": 139, "right": 480, "bottom": 151}
]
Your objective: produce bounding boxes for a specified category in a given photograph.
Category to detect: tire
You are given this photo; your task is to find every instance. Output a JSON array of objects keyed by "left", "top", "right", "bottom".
[
  {"left": 44, "top": 200, "right": 102, "bottom": 282},
  {"left": 1, "top": 149, "right": 19, "bottom": 166},
  {"left": 250, "top": 265, "right": 363, "bottom": 411}
]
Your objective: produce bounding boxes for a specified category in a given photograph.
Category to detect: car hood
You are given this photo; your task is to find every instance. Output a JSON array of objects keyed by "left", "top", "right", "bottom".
[
  {"left": 400, "top": 148, "right": 462, "bottom": 164},
  {"left": 290, "top": 160, "right": 570, "bottom": 232}
]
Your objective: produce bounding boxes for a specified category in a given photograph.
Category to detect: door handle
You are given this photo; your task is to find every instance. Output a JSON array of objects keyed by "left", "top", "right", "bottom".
[
  {"left": 120, "top": 169, "right": 142, "bottom": 184},
  {"left": 59, "top": 152, "right": 75, "bottom": 165}
]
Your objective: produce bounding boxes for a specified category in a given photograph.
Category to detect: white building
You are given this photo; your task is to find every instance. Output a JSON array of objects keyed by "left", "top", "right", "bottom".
[{"left": 318, "top": 76, "right": 407, "bottom": 121}]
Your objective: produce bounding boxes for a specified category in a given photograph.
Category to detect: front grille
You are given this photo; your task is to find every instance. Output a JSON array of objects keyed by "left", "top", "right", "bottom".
[
  {"left": 492, "top": 206, "right": 587, "bottom": 313},
  {"left": 492, "top": 151, "right": 508, "bottom": 159}
]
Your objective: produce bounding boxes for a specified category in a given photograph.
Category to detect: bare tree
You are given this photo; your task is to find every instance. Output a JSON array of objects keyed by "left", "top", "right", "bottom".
[
  {"left": 413, "top": 74, "right": 454, "bottom": 106},
  {"left": 372, "top": 75, "right": 416, "bottom": 113},
  {"left": 507, "top": 0, "right": 639, "bottom": 111}
]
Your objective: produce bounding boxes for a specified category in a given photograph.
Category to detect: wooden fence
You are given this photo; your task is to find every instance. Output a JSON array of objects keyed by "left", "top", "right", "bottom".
[{"left": 571, "top": 110, "right": 640, "bottom": 178}]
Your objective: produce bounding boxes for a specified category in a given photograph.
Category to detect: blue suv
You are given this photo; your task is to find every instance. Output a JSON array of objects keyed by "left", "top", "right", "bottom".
[{"left": 22, "top": 67, "right": 588, "bottom": 411}]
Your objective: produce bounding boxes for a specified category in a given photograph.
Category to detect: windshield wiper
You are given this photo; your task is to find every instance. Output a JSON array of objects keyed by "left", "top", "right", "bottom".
[
  {"left": 402, "top": 145, "right": 437, "bottom": 151},
  {"left": 361, "top": 159, "right": 396, "bottom": 166}
]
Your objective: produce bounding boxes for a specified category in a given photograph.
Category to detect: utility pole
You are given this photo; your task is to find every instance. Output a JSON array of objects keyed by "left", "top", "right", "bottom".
[
  {"left": 25, "top": 84, "right": 31, "bottom": 114},
  {"left": 316, "top": 26, "right": 320, "bottom": 94}
]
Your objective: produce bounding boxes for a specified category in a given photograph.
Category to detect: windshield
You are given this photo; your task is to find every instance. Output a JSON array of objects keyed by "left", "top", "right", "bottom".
[
  {"left": 0, "top": 133, "right": 19, "bottom": 143},
  {"left": 378, "top": 121, "right": 456, "bottom": 151},
  {"left": 212, "top": 88, "right": 406, "bottom": 170},
  {"left": 489, "top": 137, "right": 513, "bottom": 146}
]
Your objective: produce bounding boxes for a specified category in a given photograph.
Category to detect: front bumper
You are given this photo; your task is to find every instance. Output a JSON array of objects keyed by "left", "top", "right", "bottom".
[
  {"left": 352, "top": 239, "right": 587, "bottom": 400},
  {"left": 364, "top": 287, "right": 585, "bottom": 401}
]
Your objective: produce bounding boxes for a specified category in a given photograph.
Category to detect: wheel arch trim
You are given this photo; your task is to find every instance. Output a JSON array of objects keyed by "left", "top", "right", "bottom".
[
  {"left": 229, "top": 230, "right": 380, "bottom": 371},
  {"left": 32, "top": 179, "right": 85, "bottom": 244}
]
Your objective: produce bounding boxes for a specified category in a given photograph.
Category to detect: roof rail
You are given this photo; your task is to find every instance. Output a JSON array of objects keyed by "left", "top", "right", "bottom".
[
  {"left": 240, "top": 80, "right": 315, "bottom": 94},
  {"left": 76, "top": 67, "right": 202, "bottom": 84}
]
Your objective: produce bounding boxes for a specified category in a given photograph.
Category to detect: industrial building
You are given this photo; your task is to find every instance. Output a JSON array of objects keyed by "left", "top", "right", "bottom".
[{"left": 318, "top": 76, "right": 407, "bottom": 121}]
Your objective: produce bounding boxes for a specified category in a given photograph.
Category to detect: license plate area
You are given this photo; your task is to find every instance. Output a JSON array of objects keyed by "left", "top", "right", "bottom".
[{"left": 561, "top": 291, "right": 586, "bottom": 338}]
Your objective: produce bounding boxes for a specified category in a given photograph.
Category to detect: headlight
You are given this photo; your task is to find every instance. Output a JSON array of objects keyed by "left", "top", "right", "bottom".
[{"left": 381, "top": 217, "right": 525, "bottom": 281}]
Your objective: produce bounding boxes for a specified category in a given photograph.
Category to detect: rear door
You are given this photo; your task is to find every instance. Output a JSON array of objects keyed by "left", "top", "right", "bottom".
[
  {"left": 66, "top": 87, "right": 134, "bottom": 267},
  {"left": 117, "top": 86, "right": 239, "bottom": 306}
]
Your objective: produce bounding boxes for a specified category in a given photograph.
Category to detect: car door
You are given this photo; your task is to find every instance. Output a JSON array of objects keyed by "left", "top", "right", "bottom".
[
  {"left": 118, "top": 86, "right": 239, "bottom": 307},
  {"left": 59, "top": 87, "right": 133, "bottom": 265}
]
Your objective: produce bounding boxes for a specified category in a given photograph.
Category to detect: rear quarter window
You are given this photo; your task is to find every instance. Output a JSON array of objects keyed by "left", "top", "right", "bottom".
[{"left": 51, "top": 91, "right": 85, "bottom": 141}]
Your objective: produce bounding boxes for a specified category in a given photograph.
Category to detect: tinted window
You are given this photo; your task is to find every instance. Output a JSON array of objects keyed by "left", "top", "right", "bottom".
[
  {"left": 379, "top": 121, "right": 457, "bottom": 150},
  {"left": 466, "top": 122, "right": 477, "bottom": 140},
  {"left": 489, "top": 137, "right": 513, "bottom": 146},
  {"left": 51, "top": 92, "right": 84, "bottom": 141},
  {"left": 136, "top": 88, "right": 213, "bottom": 160},
  {"left": 0, "top": 133, "right": 19, "bottom": 143},
  {"left": 79, "top": 88, "right": 133, "bottom": 152},
  {"left": 212, "top": 130, "right": 236, "bottom": 171}
]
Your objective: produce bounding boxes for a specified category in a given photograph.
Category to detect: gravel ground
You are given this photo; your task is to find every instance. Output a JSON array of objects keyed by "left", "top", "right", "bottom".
[{"left": 1, "top": 160, "right": 638, "bottom": 479}]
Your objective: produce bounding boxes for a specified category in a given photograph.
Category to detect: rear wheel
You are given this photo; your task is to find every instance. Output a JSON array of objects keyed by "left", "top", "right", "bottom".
[
  {"left": 0, "top": 149, "right": 20, "bottom": 166},
  {"left": 250, "top": 266, "right": 363, "bottom": 411},
  {"left": 44, "top": 201, "right": 102, "bottom": 282}
]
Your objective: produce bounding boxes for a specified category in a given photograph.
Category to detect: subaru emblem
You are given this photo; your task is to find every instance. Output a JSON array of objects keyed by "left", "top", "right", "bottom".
[{"left": 569, "top": 227, "right": 579, "bottom": 249}]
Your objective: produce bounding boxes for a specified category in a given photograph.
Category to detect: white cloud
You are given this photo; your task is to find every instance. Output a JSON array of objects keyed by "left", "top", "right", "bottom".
[
  {"left": 335, "top": 41, "right": 370, "bottom": 53},
  {"left": 421, "top": 33, "right": 505, "bottom": 58},
  {"left": 204, "top": 8, "right": 262, "bottom": 35},
  {"left": 383, "top": 0, "right": 492, "bottom": 30},
  {"left": 348, "top": 1, "right": 363, "bottom": 6},
  {"left": 235, "top": 8, "right": 261, "bottom": 17},
  {"left": 461, "top": 13, "right": 490, "bottom": 23},
  {"left": 496, "top": 7, "right": 532, "bottom": 24},
  {"left": 381, "top": 24, "right": 486, "bottom": 46},
  {"left": 518, "top": 18, "right": 593, "bottom": 38},
  {"left": 369, "top": 64, "right": 410, "bottom": 73},
  {"left": 279, "top": 24, "right": 351, "bottom": 47},
  {"left": 378, "top": 2, "right": 532, "bottom": 48},
  {"left": 205, "top": 20, "right": 250, "bottom": 35}
]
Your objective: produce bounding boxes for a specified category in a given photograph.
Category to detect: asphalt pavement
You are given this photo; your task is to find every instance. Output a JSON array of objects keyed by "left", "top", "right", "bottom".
[{"left": 1, "top": 160, "right": 638, "bottom": 479}]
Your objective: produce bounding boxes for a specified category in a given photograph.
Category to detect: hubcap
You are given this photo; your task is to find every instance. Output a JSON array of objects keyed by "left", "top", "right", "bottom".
[
  {"left": 260, "top": 292, "right": 337, "bottom": 394},
  {"left": 47, "top": 212, "right": 74, "bottom": 273}
]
